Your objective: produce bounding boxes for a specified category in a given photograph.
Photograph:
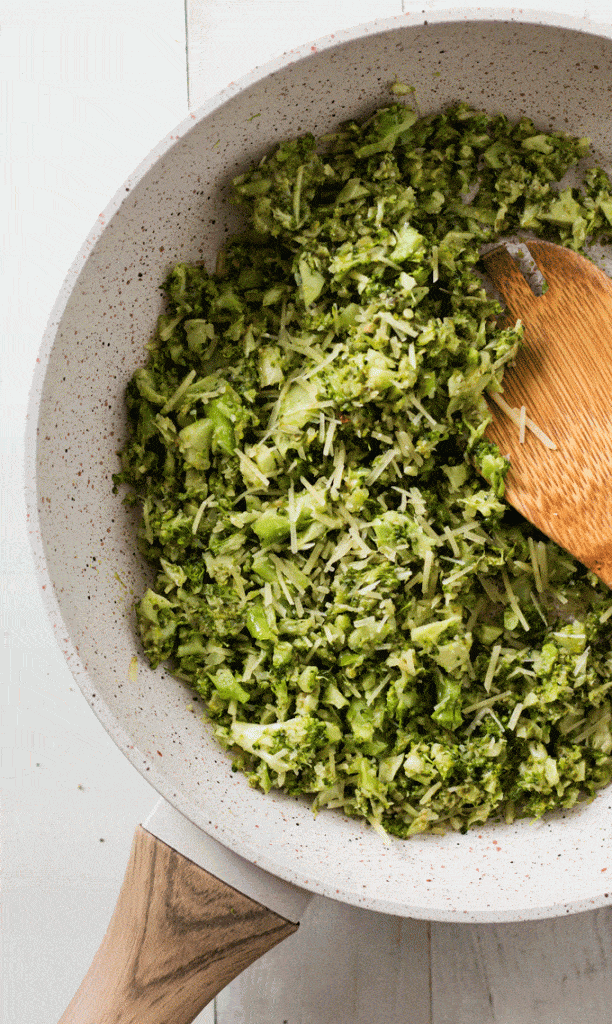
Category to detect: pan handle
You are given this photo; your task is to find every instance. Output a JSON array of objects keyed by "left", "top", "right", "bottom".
[{"left": 58, "top": 824, "right": 299, "bottom": 1024}]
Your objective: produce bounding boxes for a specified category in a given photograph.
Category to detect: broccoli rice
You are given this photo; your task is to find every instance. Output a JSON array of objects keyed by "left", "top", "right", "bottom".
[{"left": 114, "top": 97, "right": 612, "bottom": 837}]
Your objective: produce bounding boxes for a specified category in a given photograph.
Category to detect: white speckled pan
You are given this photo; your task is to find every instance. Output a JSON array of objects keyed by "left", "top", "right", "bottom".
[{"left": 26, "top": 9, "right": 612, "bottom": 923}]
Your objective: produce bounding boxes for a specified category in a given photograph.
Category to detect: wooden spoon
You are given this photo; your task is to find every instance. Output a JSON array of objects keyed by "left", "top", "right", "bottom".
[{"left": 481, "top": 240, "right": 612, "bottom": 587}]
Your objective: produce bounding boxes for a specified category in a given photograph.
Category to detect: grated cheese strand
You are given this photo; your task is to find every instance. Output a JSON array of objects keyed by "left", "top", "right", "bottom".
[
  {"left": 488, "top": 391, "right": 557, "bottom": 450},
  {"left": 483, "top": 644, "right": 503, "bottom": 693}
]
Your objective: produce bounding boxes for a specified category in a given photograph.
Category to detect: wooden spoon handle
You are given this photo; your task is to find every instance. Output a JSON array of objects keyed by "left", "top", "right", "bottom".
[{"left": 58, "top": 825, "right": 298, "bottom": 1024}]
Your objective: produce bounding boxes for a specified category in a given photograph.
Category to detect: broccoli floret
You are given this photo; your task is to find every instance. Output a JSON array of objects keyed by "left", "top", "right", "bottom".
[
  {"left": 228, "top": 715, "right": 330, "bottom": 777},
  {"left": 136, "top": 590, "right": 182, "bottom": 668}
]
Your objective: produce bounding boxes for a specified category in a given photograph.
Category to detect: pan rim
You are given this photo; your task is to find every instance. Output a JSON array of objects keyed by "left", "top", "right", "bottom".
[{"left": 25, "top": 6, "right": 612, "bottom": 923}]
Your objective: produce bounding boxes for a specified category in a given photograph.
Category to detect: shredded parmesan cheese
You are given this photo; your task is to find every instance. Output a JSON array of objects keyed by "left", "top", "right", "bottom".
[
  {"left": 488, "top": 392, "right": 557, "bottom": 450},
  {"left": 323, "top": 417, "right": 338, "bottom": 456},
  {"left": 483, "top": 644, "right": 503, "bottom": 693},
  {"left": 422, "top": 548, "right": 434, "bottom": 595},
  {"left": 508, "top": 702, "right": 524, "bottom": 731},
  {"left": 192, "top": 496, "right": 211, "bottom": 535},
  {"left": 236, "top": 449, "right": 270, "bottom": 488},
  {"left": 365, "top": 448, "right": 399, "bottom": 485},
  {"left": 329, "top": 441, "right": 346, "bottom": 494},
  {"left": 528, "top": 535, "right": 543, "bottom": 593},
  {"left": 502, "top": 568, "right": 530, "bottom": 631}
]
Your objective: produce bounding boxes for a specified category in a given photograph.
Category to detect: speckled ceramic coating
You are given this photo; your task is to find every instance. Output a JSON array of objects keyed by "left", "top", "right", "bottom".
[{"left": 25, "top": 9, "right": 612, "bottom": 922}]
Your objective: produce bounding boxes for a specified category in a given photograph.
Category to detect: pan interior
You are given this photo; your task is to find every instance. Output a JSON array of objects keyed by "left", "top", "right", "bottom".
[{"left": 31, "top": 15, "right": 612, "bottom": 921}]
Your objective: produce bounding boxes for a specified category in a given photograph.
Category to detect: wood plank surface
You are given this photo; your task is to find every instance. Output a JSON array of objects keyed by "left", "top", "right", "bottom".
[
  {"left": 431, "top": 909, "right": 612, "bottom": 1023},
  {"left": 216, "top": 896, "right": 431, "bottom": 1024},
  {"left": 186, "top": 0, "right": 404, "bottom": 110},
  {"left": 213, "top": 904, "right": 612, "bottom": 1024},
  {"left": 2, "top": 1, "right": 189, "bottom": 1021}
]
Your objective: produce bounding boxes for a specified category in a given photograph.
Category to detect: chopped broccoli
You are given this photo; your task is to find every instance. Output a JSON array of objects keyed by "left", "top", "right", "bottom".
[{"left": 115, "top": 95, "right": 612, "bottom": 838}]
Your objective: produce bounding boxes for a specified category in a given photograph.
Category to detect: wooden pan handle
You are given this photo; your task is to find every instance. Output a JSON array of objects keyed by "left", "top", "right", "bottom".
[{"left": 58, "top": 824, "right": 299, "bottom": 1024}]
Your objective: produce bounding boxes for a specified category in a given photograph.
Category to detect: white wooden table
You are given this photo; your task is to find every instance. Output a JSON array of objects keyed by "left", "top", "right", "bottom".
[{"left": 4, "top": 2, "right": 612, "bottom": 1022}]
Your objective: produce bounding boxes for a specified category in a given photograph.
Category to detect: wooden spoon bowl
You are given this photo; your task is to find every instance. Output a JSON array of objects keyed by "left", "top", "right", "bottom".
[{"left": 482, "top": 240, "right": 612, "bottom": 587}]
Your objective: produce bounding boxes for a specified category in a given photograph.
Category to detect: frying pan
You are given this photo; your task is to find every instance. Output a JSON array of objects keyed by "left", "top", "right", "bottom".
[{"left": 25, "top": 7, "right": 612, "bottom": 1021}]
